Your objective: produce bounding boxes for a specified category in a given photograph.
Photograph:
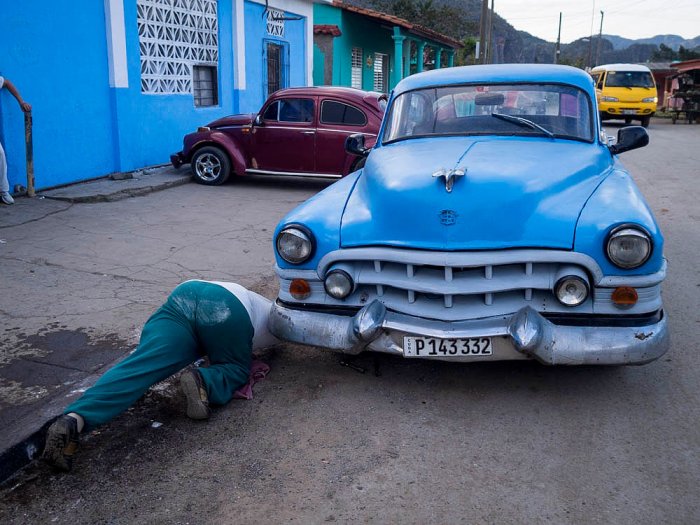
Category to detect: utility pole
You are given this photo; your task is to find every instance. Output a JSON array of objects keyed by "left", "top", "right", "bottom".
[
  {"left": 595, "top": 10, "right": 604, "bottom": 66},
  {"left": 486, "top": 0, "right": 495, "bottom": 64},
  {"left": 586, "top": 0, "right": 595, "bottom": 69},
  {"left": 554, "top": 12, "right": 562, "bottom": 64},
  {"left": 479, "top": 0, "right": 488, "bottom": 64}
]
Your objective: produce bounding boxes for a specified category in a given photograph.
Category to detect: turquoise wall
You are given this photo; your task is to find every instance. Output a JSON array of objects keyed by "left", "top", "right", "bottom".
[{"left": 314, "top": 5, "right": 394, "bottom": 92}]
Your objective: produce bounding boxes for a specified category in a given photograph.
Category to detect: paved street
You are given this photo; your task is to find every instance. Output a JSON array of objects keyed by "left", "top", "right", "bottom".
[{"left": 0, "top": 118, "right": 698, "bottom": 524}]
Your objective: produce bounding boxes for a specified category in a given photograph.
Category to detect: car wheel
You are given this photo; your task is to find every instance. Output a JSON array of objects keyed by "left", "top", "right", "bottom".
[
  {"left": 640, "top": 116, "right": 651, "bottom": 128},
  {"left": 191, "top": 146, "right": 231, "bottom": 186}
]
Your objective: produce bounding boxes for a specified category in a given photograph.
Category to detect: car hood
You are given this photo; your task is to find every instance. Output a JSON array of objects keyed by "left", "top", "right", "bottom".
[
  {"left": 340, "top": 137, "right": 612, "bottom": 250},
  {"left": 207, "top": 114, "right": 255, "bottom": 128}
]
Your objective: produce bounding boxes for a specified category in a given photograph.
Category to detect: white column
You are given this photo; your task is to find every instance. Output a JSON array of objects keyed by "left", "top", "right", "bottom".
[
  {"left": 103, "top": 0, "right": 128, "bottom": 88},
  {"left": 233, "top": 0, "right": 246, "bottom": 89}
]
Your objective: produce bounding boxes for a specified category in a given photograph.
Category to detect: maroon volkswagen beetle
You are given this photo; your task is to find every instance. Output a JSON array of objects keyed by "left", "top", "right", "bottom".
[{"left": 171, "top": 87, "right": 386, "bottom": 185}]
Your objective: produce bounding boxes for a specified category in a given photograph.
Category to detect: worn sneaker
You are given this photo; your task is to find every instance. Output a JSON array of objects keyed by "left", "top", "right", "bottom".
[
  {"left": 1, "top": 192, "right": 14, "bottom": 205},
  {"left": 43, "top": 415, "right": 80, "bottom": 472},
  {"left": 180, "top": 369, "right": 211, "bottom": 420}
]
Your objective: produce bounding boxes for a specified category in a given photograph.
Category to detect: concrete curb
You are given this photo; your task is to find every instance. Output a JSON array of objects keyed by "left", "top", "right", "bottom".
[
  {"left": 0, "top": 419, "right": 55, "bottom": 485},
  {"left": 41, "top": 176, "right": 191, "bottom": 204},
  {"left": 37, "top": 165, "right": 192, "bottom": 203}
]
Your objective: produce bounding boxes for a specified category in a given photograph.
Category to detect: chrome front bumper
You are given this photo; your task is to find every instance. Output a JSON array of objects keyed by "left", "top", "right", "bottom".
[{"left": 268, "top": 300, "right": 669, "bottom": 365}]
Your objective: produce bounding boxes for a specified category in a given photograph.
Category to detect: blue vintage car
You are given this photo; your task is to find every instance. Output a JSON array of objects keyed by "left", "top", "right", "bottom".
[{"left": 268, "top": 64, "right": 669, "bottom": 365}]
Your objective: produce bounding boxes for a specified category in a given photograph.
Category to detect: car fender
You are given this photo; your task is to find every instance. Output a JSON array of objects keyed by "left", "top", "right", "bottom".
[
  {"left": 574, "top": 168, "right": 664, "bottom": 275},
  {"left": 187, "top": 132, "right": 247, "bottom": 175}
]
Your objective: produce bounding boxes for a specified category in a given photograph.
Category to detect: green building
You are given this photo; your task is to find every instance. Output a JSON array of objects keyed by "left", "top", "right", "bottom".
[{"left": 313, "top": 1, "right": 462, "bottom": 93}]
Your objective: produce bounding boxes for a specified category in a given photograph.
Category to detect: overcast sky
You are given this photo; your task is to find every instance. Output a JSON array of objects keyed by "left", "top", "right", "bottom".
[{"left": 493, "top": 0, "right": 700, "bottom": 44}]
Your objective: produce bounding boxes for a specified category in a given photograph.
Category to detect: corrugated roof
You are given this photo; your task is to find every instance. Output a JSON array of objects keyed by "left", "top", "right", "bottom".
[{"left": 331, "top": 0, "right": 463, "bottom": 49}]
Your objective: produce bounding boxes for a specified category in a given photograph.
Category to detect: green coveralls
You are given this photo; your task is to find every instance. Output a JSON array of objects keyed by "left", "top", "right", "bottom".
[{"left": 65, "top": 281, "right": 254, "bottom": 430}]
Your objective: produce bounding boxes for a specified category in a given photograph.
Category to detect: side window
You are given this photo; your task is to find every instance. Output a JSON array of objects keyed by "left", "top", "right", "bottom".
[
  {"left": 320, "top": 100, "right": 368, "bottom": 126},
  {"left": 598, "top": 73, "right": 605, "bottom": 89},
  {"left": 278, "top": 98, "right": 314, "bottom": 123},
  {"left": 263, "top": 101, "right": 279, "bottom": 120}
]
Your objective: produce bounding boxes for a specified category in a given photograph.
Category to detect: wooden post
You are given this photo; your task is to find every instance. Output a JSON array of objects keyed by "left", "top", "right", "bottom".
[{"left": 24, "top": 110, "right": 35, "bottom": 197}]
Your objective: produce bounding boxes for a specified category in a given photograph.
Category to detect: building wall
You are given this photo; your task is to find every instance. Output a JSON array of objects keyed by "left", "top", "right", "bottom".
[
  {"left": 0, "top": 0, "right": 315, "bottom": 192},
  {"left": 0, "top": 1, "right": 118, "bottom": 190},
  {"left": 112, "top": 0, "right": 237, "bottom": 173},
  {"left": 313, "top": 6, "right": 394, "bottom": 92},
  {"left": 238, "top": 0, "right": 308, "bottom": 113}
]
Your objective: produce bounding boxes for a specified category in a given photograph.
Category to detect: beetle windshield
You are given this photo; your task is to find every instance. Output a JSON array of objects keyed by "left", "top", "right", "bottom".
[{"left": 383, "top": 83, "right": 594, "bottom": 143}]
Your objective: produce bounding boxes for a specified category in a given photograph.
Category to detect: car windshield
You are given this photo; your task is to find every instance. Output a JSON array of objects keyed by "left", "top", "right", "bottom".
[
  {"left": 383, "top": 83, "right": 594, "bottom": 143},
  {"left": 605, "top": 71, "right": 654, "bottom": 88}
]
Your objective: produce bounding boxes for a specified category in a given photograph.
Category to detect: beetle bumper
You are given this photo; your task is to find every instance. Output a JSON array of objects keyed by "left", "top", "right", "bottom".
[
  {"left": 170, "top": 152, "right": 185, "bottom": 168},
  {"left": 269, "top": 300, "right": 669, "bottom": 365}
]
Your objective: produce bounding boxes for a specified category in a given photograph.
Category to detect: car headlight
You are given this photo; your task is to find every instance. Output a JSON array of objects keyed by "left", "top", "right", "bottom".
[
  {"left": 276, "top": 226, "right": 314, "bottom": 264},
  {"left": 554, "top": 276, "right": 589, "bottom": 307},
  {"left": 601, "top": 96, "right": 619, "bottom": 102},
  {"left": 642, "top": 97, "right": 657, "bottom": 103},
  {"left": 606, "top": 226, "right": 652, "bottom": 269},
  {"left": 324, "top": 270, "right": 354, "bottom": 299}
]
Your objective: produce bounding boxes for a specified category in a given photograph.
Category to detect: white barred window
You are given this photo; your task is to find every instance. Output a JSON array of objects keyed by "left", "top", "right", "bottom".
[
  {"left": 351, "top": 47, "right": 363, "bottom": 89},
  {"left": 137, "top": 0, "right": 219, "bottom": 95},
  {"left": 373, "top": 52, "right": 387, "bottom": 92}
]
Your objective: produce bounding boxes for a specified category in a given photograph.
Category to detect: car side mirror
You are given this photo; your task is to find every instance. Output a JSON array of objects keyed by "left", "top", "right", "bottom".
[
  {"left": 608, "top": 126, "right": 648, "bottom": 155},
  {"left": 345, "top": 133, "right": 370, "bottom": 157},
  {"left": 254, "top": 114, "right": 264, "bottom": 126}
]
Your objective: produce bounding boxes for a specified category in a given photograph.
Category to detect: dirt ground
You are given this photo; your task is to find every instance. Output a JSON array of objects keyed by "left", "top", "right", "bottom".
[{"left": 1, "top": 119, "right": 699, "bottom": 524}]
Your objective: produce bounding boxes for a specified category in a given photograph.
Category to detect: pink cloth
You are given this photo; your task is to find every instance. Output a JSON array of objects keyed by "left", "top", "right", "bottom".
[{"left": 233, "top": 360, "right": 270, "bottom": 400}]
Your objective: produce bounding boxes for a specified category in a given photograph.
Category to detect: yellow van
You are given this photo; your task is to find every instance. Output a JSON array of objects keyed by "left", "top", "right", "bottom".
[{"left": 590, "top": 64, "right": 657, "bottom": 127}]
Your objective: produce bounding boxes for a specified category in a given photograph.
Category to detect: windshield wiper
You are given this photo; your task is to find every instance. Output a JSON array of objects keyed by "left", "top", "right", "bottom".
[{"left": 491, "top": 112, "right": 555, "bottom": 139}]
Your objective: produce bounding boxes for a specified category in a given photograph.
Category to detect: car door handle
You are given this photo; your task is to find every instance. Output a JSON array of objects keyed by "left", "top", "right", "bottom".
[{"left": 301, "top": 131, "right": 315, "bottom": 135}]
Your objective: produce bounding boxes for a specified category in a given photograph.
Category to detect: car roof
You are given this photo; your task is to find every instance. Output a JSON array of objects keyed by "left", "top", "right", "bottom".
[
  {"left": 270, "top": 86, "right": 385, "bottom": 113},
  {"left": 271, "top": 86, "right": 384, "bottom": 100},
  {"left": 393, "top": 64, "right": 596, "bottom": 97},
  {"left": 591, "top": 63, "right": 652, "bottom": 73}
]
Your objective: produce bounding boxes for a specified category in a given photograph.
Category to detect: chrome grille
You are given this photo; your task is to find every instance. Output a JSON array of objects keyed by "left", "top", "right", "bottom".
[
  {"left": 277, "top": 248, "right": 663, "bottom": 321},
  {"left": 356, "top": 260, "right": 558, "bottom": 308}
]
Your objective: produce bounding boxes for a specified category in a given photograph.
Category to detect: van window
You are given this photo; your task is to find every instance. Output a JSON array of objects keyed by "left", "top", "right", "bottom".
[{"left": 605, "top": 71, "right": 654, "bottom": 88}]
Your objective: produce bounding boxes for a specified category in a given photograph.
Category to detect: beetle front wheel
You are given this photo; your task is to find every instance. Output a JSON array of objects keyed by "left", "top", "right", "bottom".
[{"left": 191, "top": 146, "right": 231, "bottom": 186}]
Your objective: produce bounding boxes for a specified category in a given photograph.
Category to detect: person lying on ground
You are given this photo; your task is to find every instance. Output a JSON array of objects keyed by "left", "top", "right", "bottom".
[{"left": 42, "top": 280, "right": 277, "bottom": 472}]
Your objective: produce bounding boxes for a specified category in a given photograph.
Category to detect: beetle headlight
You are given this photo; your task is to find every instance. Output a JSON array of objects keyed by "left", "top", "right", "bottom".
[
  {"left": 554, "top": 276, "right": 589, "bottom": 307},
  {"left": 601, "top": 96, "right": 619, "bottom": 102},
  {"left": 642, "top": 97, "right": 657, "bottom": 103},
  {"left": 276, "top": 226, "right": 313, "bottom": 264},
  {"left": 606, "top": 226, "right": 652, "bottom": 269},
  {"left": 324, "top": 270, "right": 354, "bottom": 299}
]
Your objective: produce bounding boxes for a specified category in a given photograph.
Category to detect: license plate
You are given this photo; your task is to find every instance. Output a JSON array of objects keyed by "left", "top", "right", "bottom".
[
  {"left": 621, "top": 109, "right": 637, "bottom": 115},
  {"left": 403, "top": 336, "right": 493, "bottom": 357}
]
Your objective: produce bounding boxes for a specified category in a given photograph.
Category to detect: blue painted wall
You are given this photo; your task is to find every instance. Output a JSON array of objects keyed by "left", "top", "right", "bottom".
[
  {"left": 0, "top": 1, "right": 117, "bottom": 191},
  {"left": 239, "top": 1, "right": 307, "bottom": 113},
  {"left": 0, "top": 0, "right": 309, "bottom": 192},
  {"left": 113, "top": 0, "right": 237, "bottom": 173}
]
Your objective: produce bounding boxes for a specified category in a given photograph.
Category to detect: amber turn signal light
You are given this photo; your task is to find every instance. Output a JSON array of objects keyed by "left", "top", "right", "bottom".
[
  {"left": 290, "top": 279, "right": 312, "bottom": 300},
  {"left": 611, "top": 286, "right": 638, "bottom": 306}
]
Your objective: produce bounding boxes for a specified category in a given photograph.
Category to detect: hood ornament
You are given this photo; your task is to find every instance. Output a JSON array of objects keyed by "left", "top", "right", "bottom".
[{"left": 432, "top": 167, "right": 466, "bottom": 193}]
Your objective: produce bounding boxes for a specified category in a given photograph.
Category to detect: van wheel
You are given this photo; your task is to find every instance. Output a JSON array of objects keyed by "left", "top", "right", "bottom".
[
  {"left": 191, "top": 146, "right": 231, "bottom": 186},
  {"left": 640, "top": 116, "right": 651, "bottom": 128},
  {"left": 624, "top": 117, "right": 632, "bottom": 124}
]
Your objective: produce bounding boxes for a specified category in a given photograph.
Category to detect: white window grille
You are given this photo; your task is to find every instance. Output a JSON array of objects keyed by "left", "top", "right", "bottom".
[
  {"left": 266, "top": 8, "right": 285, "bottom": 37},
  {"left": 137, "top": 0, "right": 219, "bottom": 95},
  {"left": 351, "top": 47, "right": 363, "bottom": 89},
  {"left": 373, "top": 52, "right": 387, "bottom": 92}
]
